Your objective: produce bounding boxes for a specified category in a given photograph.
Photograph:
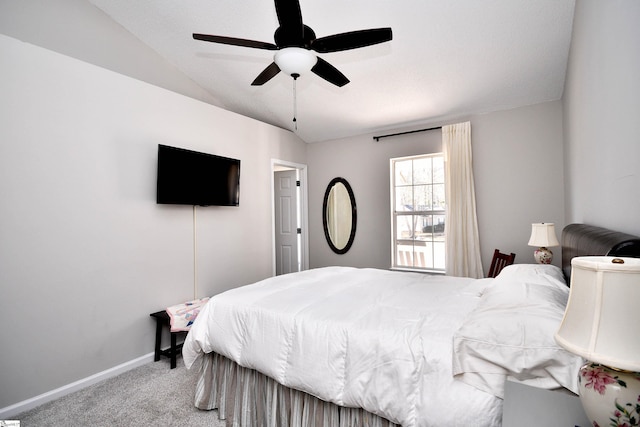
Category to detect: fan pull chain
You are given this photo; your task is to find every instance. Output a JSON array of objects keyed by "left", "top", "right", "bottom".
[{"left": 292, "top": 73, "right": 299, "bottom": 131}]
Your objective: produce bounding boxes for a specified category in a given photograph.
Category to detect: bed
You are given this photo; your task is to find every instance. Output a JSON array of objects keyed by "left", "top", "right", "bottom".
[{"left": 182, "top": 223, "right": 640, "bottom": 427}]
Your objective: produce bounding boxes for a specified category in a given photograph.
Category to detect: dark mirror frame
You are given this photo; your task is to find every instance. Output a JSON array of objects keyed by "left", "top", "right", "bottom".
[{"left": 322, "top": 177, "right": 357, "bottom": 254}]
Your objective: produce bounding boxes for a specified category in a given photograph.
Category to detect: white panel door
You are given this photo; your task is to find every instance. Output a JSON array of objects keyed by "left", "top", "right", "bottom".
[{"left": 274, "top": 170, "right": 299, "bottom": 275}]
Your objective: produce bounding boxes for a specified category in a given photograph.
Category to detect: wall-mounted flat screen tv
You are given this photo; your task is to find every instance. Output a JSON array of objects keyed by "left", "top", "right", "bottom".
[{"left": 156, "top": 144, "right": 240, "bottom": 206}]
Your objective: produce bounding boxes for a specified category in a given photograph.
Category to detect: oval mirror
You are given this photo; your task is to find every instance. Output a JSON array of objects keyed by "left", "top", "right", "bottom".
[{"left": 322, "top": 177, "right": 357, "bottom": 254}]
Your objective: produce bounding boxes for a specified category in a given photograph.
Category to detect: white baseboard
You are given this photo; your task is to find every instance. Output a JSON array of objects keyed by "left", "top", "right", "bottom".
[{"left": 0, "top": 352, "right": 155, "bottom": 420}]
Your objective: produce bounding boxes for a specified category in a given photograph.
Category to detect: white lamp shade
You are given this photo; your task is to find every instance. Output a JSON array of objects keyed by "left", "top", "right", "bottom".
[
  {"left": 274, "top": 47, "right": 317, "bottom": 77},
  {"left": 528, "top": 223, "right": 560, "bottom": 247},
  {"left": 555, "top": 256, "right": 640, "bottom": 371}
]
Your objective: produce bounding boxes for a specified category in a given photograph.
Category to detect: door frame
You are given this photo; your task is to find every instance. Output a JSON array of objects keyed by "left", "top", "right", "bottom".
[{"left": 271, "top": 159, "right": 309, "bottom": 276}]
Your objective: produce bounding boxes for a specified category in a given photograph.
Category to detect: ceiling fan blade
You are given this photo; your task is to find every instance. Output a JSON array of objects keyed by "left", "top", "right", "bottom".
[
  {"left": 311, "top": 57, "right": 349, "bottom": 87},
  {"left": 274, "top": 0, "right": 303, "bottom": 29},
  {"left": 311, "top": 28, "right": 392, "bottom": 53},
  {"left": 193, "top": 33, "right": 278, "bottom": 50},
  {"left": 251, "top": 62, "right": 281, "bottom": 86}
]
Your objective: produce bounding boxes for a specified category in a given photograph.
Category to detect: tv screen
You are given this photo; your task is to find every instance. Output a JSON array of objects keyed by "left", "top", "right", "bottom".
[{"left": 156, "top": 144, "right": 240, "bottom": 206}]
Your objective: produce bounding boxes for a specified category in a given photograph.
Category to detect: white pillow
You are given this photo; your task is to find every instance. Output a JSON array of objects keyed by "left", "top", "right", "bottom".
[
  {"left": 452, "top": 264, "right": 583, "bottom": 398},
  {"left": 493, "top": 263, "right": 566, "bottom": 288}
]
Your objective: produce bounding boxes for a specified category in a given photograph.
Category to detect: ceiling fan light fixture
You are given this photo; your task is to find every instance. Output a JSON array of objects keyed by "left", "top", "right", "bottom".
[{"left": 274, "top": 47, "right": 317, "bottom": 77}]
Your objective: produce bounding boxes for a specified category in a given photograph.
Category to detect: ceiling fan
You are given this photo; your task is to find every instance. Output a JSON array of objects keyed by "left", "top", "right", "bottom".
[{"left": 193, "top": 0, "right": 392, "bottom": 87}]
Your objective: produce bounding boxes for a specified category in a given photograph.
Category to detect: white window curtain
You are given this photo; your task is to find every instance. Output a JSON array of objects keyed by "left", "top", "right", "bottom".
[{"left": 443, "top": 122, "right": 483, "bottom": 278}]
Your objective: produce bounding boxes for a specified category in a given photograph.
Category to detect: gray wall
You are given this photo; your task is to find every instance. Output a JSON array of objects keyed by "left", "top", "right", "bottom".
[
  {"left": 563, "top": 0, "right": 640, "bottom": 237},
  {"left": 307, "top": 128, "right": 443, "bottom": 269},
  {"left": 0, "top": 34, "right": 306, "bottom": 409},
  {"left": 308, "top": 100, "right": 565, "bottom": 272}
]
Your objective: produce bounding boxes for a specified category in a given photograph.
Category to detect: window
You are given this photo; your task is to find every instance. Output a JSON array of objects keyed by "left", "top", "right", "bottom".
[{"left": 390, "top": 153, "right": 446, "bottom": 272}]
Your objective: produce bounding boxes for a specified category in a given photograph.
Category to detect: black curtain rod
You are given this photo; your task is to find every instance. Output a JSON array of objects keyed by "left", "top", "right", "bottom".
[{"left": 372, "top": 126, "right": 442, "bottom": 142}]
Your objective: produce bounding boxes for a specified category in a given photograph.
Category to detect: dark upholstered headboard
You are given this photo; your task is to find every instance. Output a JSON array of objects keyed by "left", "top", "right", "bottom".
[{"left": 561, "top": 223, "right": 640, "bottom": 284}]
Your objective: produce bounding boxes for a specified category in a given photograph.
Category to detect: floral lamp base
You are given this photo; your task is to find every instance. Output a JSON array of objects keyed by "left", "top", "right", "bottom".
[
  {"left": 578, "top": 363, "right": 640, "bottom": 427},
  {"left": 533, "top": 246, "right": 554, "bottom": 264}
]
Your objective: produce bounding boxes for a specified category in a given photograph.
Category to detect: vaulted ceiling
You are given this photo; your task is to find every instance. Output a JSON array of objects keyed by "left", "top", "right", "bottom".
[{"left": 88, "top": 0, "right": 575, "bottom": 143}]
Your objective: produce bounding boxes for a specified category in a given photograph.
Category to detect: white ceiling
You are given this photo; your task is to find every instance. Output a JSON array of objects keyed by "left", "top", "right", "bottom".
[{"left": 88, "top": 0, "right": 575, "bottom": 143}]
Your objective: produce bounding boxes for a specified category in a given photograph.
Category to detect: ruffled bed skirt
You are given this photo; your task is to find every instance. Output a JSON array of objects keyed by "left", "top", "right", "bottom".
[{"left": 194, "top": 352, "right": 400, "bottom": 427}]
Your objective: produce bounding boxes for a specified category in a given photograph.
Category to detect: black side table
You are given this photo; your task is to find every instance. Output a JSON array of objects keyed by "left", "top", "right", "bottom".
[{"left": 150, "top": 310, "right": 186, "bottom": 369}]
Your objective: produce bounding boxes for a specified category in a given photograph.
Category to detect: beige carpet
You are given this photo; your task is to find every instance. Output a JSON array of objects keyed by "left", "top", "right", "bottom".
[{"left": 15, "top": 358, "right": 225, "bottom": 427}]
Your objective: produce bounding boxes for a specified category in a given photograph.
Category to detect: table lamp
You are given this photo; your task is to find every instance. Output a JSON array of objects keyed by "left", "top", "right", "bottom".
[
  {"left": 527, "top": 222, "right": 560, "bottom": 264},
  {"left": 555, "top": 256, "right": 640, "bottom": 427}
]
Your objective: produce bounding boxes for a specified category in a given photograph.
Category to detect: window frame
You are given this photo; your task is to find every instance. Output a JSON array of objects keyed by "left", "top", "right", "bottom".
[{"left": 389, "top": 153, "right": 446, "bottom": 273}]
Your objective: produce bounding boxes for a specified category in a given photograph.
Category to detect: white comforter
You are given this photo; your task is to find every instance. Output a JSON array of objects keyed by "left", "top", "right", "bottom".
[{"left": 183, "top": 267, "right": 502, "bottom": 426}]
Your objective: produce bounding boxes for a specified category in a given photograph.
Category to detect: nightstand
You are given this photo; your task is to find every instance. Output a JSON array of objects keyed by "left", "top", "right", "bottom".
[{"left": 502, "top": 380, "right": 590, "bottom": 427}]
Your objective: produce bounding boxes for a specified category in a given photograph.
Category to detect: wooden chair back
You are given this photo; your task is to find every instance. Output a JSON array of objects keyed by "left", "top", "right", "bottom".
[{"left": 487, "top": 249, "right": 516, "bottom": 278}]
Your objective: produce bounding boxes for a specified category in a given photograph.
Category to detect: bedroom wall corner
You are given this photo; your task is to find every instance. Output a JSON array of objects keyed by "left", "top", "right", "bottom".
[
  {"left": 472, "top": 101, "right": 565, "bottom": 267},
  {"left": 563, "top": 0, "right": 640, "bottom": 237}
]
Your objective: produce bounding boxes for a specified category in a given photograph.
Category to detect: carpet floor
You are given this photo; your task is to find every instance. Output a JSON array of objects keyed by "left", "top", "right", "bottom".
[{"left": 15, "top": 358, "right": 225, "bottom": 427}]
